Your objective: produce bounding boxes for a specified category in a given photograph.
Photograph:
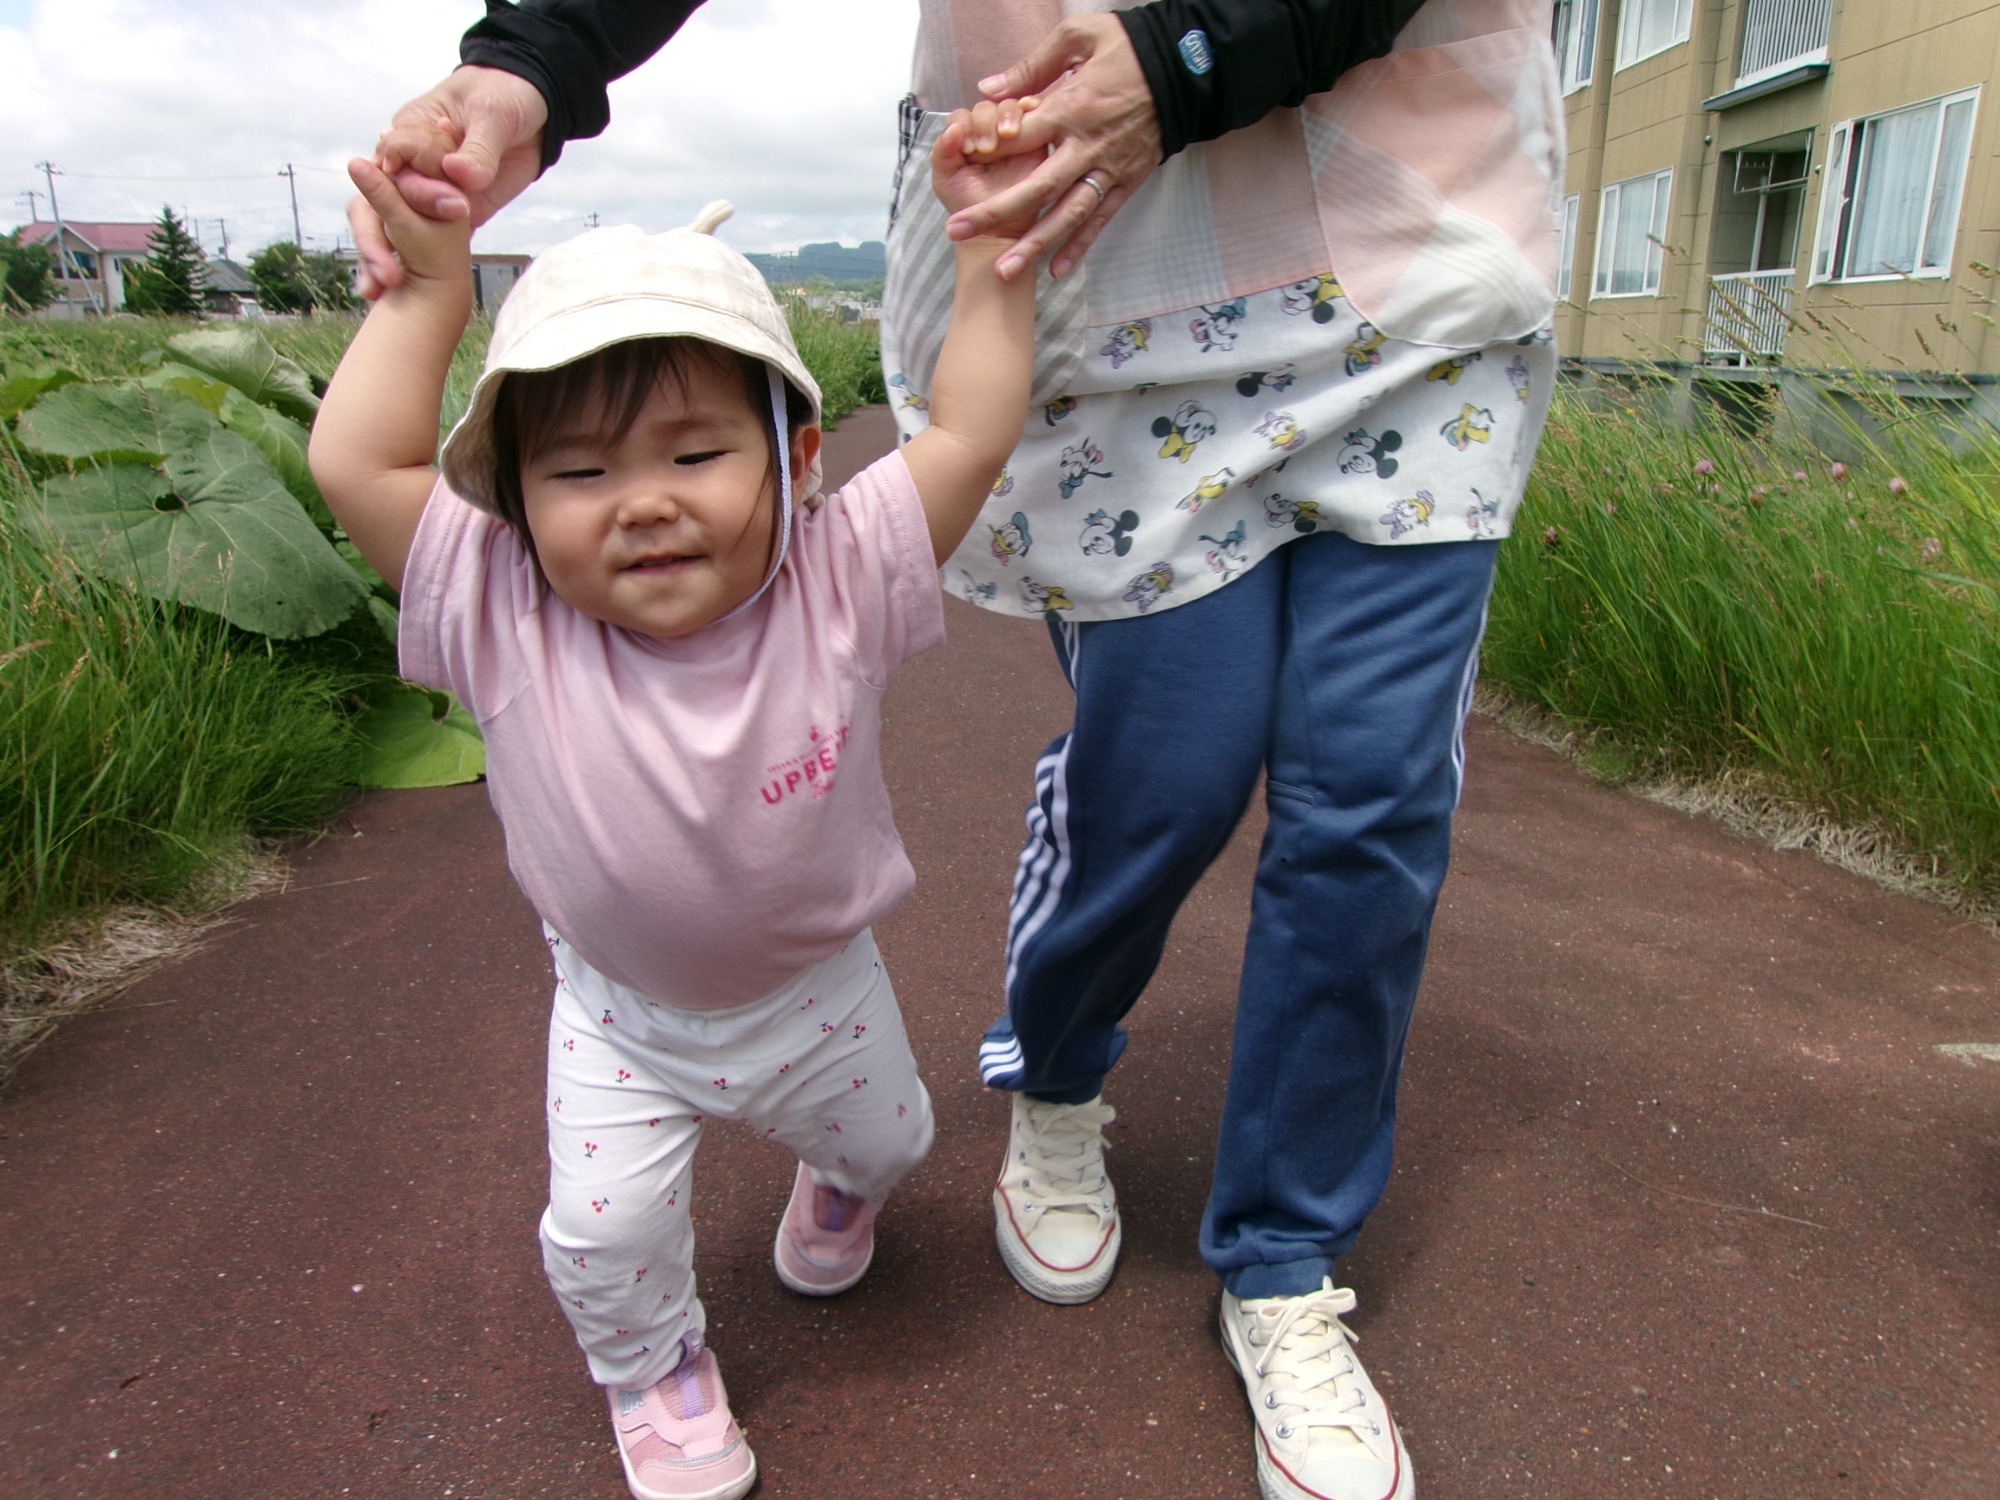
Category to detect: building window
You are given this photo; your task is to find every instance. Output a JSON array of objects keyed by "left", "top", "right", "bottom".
[
  {"left": 1553, "top": 0, "right": 1598, "bottom": 93},
  {"left": 1735, "top": 0, "right": 1831, "bottom": 87},
  {"left": 1812, "top": 90, "right": 1979, "bottom": 282},
  {"left": 1557, "top": 194, "right": 1581, "bottom": 301},
  {"left": 1616, "top": 0, "right": 1693, "bottom": 71},
  {"left": 1593, "top": 170, "right": 1673, "bottom": 298}
]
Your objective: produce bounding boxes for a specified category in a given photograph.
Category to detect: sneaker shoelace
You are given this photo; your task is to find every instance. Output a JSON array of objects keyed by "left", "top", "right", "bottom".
[
  {"left": 1248, "top": 1283, "right": 1383, "bottom": 1447},
  {"left": 1012, "top": 1098, "right": 1116, "bottom": 1222}
]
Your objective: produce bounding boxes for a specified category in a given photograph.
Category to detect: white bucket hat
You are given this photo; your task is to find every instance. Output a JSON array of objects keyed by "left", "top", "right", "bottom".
[{"left": 439, "top": 199, "right": 824, "bottom": 514}]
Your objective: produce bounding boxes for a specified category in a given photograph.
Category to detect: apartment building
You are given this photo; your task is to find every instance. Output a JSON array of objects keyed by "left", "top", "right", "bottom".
[{"left": 1553, "top": 0, "right": 2000, "bottom": 427}]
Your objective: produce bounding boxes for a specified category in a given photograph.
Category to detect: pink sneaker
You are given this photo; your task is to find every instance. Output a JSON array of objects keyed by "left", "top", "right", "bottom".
[
  {"left": 607, "top": 1339, "right": 756, "bottom": 1500},
  {"left": 773, "top": 1160, "right": 883, "bottom": 1296}
]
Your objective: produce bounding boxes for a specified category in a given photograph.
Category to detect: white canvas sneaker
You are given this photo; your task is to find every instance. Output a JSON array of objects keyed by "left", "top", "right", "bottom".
[
  {"left": 992, "top": 1092, "right": 1120, "bottom": 1303},
  {"left": 1219, "top": 1278, "right": 1412, "bottom": 1500}
]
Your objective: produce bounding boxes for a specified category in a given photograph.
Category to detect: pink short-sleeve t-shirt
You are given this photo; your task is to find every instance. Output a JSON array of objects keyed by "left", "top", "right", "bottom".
[{"left": 399, "top": 451, "right": 945, "bottom": 1009}]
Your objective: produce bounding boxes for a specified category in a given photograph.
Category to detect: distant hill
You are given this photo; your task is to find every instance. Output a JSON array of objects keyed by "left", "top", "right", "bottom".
[{"left": 745, "top": 241, "right": 885, "bottom": 285}]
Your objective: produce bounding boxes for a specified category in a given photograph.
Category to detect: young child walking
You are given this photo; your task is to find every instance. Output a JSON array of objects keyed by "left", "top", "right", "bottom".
[{"left": 309, "top": 106, "right": 1038, "bottom": 1500}]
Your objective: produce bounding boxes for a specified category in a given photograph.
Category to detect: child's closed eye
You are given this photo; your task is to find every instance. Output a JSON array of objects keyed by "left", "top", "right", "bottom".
[
  {"left": 675, "top": 450, "right": 726, "bottom": 466},
  {"left": 551, "top": 467, "right": 607, "bottom": 480}
]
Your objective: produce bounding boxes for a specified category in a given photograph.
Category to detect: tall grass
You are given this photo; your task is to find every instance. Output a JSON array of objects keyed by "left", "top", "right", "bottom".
[
  {"left": 1486, "top": 390, "right": 2000, "bottom": 896},
  {"left": 0, "top": 440, "right": 361, "bottom": 947},
  {"left": 783, "top": 302, "right": 886, "bottom": 422}
]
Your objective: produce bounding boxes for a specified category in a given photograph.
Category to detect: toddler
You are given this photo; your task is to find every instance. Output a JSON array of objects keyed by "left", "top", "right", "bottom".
[{"left": 310, "top": 105, "right": 1038, "bottom": 1500}]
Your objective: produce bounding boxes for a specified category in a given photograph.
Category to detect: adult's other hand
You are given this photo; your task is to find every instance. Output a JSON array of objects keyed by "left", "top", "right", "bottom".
[
  {"left": 947, "top": 13, "right": 1162, "bottom": 281},
  {"left": 348, "top": 65, "right": 548, "bottom": 300}
]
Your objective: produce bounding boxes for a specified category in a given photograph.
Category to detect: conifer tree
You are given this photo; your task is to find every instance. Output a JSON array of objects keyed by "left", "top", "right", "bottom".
[{"left": 122, "top": 207, "right": 206, "bottom": 316}]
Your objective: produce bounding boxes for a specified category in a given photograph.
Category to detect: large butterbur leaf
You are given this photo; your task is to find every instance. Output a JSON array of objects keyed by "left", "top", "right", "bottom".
[
  {"left": 137, "top": 361, "right": 231, "bottom": 418},
  {"left": 217, "top": 387, "right": 330, "bottom": 525},
  {"left": 0, "top": 366, "right": 80, "bottom": 422},
  {"left": 166, "top": 328, "right": 319, "bottom": 422},
  {"left": 139, "top": 361, "right": 330, "bottom": 524},
  {"left": 353, "top": 682, "right": 485, "bottom": 788},
  {"left": 38, "top": 418, "right": 368, "bottom": 639},
  {"left": 16, "top": 383, "right": 177, "bottom": 463}
]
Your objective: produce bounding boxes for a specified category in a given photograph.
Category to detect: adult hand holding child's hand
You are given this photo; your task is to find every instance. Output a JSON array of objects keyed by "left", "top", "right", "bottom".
[
  {"left": 348, "top": 66, "right": 547, "bottom": 300},
  {"left": 943, "top": 12, "right": 1163, "bottom": 281},
  {"left": 932, "top": 99, "right": 1048, "bottom": 243},
  {"left": 346, "top": 156, "right": 474, "bottom": 293}
]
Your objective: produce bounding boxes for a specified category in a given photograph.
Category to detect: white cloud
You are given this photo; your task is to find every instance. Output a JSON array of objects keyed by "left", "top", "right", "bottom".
[{"left": 1, "top": 0, "right": 918, "bottom": 258}]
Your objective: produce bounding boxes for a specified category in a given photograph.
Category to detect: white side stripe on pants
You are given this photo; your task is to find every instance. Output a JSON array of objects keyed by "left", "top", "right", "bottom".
[
  {"left": 1450, "top": 595, "right": 1491, "bottom": 810},
  {"left": 1003, "top": 734, "right": 1074, "bottom": 1001}
]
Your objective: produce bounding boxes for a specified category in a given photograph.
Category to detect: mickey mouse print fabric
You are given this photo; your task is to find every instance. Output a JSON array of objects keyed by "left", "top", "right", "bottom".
[{"left": 891, "top": 273, "right": 1555, "bottom": 623}]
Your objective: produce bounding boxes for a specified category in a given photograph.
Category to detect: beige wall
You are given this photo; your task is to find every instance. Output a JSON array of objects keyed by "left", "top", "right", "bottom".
[{"left": 1556, "top": 0, "right": 2000, "bottom": 378}]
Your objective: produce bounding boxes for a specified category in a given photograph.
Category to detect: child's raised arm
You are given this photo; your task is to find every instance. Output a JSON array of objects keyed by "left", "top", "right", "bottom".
[
  {"left": 900, "top": 105, "right": 1043, "bottom": 565},
  {"left": 307, "top": 158, "right": 474, "bottom": 591}
]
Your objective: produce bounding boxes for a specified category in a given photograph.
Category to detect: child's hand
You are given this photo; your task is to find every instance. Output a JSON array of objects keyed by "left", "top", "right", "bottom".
[
  {"left": 932, "top": 101, "right": 1046, "bottom": 241},
  {"left": 347, "top": 155, "right": 472, "bottom": 291}
]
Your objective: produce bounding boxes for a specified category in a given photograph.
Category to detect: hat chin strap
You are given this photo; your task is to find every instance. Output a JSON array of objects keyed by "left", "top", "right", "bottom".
[{"left": 713, "top": 364, "right": 794, "bottom": 624}]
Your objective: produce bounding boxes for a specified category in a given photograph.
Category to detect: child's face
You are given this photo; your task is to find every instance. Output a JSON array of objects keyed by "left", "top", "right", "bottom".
[{"left": 519, "top": 368, "right": 814, "bottom": 639}]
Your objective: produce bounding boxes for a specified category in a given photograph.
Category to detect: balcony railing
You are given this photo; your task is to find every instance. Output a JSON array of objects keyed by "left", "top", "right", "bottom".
[
  {"left": 1704, "top": 270, "right": 1796, "bottom": 361},
  {"left": 1736, "top": 0, "right": 1831, "bottom": 86}
]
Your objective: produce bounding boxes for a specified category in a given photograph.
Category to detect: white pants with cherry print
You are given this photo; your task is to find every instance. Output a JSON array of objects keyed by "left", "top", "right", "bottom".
[{"left": 539, "top": 926, "right": 935, "bottom": 1391}]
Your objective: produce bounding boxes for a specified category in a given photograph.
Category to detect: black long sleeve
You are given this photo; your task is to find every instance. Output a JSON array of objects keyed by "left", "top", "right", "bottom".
[
  {"left": 1117, "top": 0, "right": 1431, "bottom": 159},
  {"left": 460, "top": 0, "right": 705, "bottom": 169},
  {"left": 457, "top": 0, "right": 1431, "bottom": 173}
]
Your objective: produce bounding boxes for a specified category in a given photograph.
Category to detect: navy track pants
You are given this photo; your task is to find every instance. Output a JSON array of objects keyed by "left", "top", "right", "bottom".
[{"left": 979, "top": 529, "right": 1499, "bottom": 1298}]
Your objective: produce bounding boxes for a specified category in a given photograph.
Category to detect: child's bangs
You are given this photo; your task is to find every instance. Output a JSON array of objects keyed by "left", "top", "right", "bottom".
[{"left": 500, "top": 338, "right": 737, "bottom": 464}]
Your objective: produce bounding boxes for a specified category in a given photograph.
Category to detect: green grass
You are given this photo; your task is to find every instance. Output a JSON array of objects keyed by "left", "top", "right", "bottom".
[
  {"left": 0, "top": 446, "right": 361, "bottom": 946},
  {"left": 1485, "top": 389, "right": 2000, "bottom": 897},
  {"left": 782, "top": 302, "right": 887, "bottom": 423}
]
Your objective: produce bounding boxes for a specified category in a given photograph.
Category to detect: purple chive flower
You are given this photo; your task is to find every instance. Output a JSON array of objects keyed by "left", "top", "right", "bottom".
[{"left": 1693, "top": 458, "right": 1715, "bottom": 476}]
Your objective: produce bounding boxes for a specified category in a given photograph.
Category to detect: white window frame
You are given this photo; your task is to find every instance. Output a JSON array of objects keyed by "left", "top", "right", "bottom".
[
  {"left": 1615, "top": 0, "right": 1693, "bottom": 71},
  {"left": 1592, "top": 170, "right": 1674, "bottom": 299},
  {"left": 1811, "top": 89, "right": 1981, "bottom": 284},
  {"left": 1733, "top": 0, "right": 1832, "bottom": 90},
  {"left": 1557, "top": 193, "right": 1581, "bottom": 301},
  {"left": 1553, "top": 0, "right": 1599, "bottom": 93}
]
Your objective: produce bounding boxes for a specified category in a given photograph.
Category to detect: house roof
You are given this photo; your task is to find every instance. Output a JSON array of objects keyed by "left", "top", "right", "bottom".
[
  {"left": 203, "top": 258, "right": 255, "bottom": 294},
  {"left": 18, "top": 220, "right": 162, "bottom": 255}
]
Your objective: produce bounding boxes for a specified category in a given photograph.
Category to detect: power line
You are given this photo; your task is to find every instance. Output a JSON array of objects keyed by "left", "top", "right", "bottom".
[{"left": 57, "top": 170, "right": 278, "bottom": 183}]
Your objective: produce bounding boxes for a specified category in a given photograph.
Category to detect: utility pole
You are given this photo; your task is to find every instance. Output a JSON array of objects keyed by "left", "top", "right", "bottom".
[
  {"left": 35, "top": 160, "right": 100, "bottom": 315},
  {"left": 585, "top": 211, "right": 601, "bottom": 229},
  {"left": 279, "top": 163, "right": 302, "bottom": 247},
  {"left": 19, "top": 188, "right": 41, "bottom": 223},
  {"left": 214, "top": 218, "right": 230, "bottom": 259}
]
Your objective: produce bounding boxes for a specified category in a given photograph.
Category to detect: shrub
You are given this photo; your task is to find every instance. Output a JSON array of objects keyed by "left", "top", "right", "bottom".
[
  {"left": 0, "top": 232, "right": 58, "bottom": 314},
  {"left": 250, "top": 241, "right": 357, "bottom": 315}
]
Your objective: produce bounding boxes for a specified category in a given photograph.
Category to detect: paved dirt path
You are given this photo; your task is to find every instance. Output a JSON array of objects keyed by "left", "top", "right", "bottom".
[{"left": 3, "top": 407, "right": 1996, "bottom": 1499}]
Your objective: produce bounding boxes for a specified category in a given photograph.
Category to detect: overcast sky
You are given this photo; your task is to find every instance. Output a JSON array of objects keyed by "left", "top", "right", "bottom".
[{"left": 0, "top": 0, "right": 919, "bottom": 259}]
